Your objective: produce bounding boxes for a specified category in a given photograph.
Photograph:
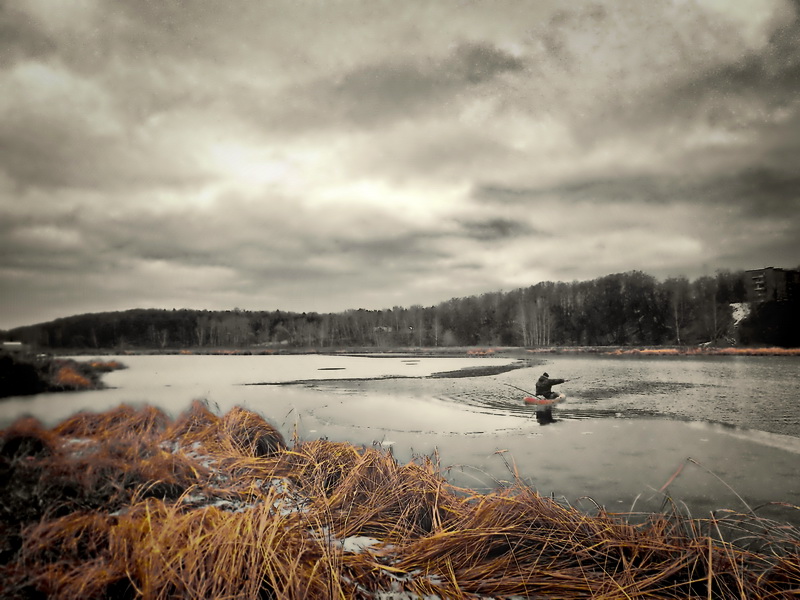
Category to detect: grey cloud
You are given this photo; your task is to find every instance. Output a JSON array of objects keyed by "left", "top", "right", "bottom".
[
  {"left": 536, "top": 4, "right": 609, "bottom": 69},
  {"left": 472, "top": 185, "right": 532, "bottom": 204},
  {"left": 0, "top": 123, "right": 212, "bottom": 191},
  {"left": 457, "top": 217, "right": 538, "bottom": 241},
  {"left": 571, "top": 10, "right": 800, "bottom": 148},
  {"left": 474, "top": 167, "right": 800, "bottom": 218},
  {"left": 333, "top": 233, "right": 446, "bottom": 263},
  {"left": 654, "top": 23, "right": 799, "bottom": 124},
  {"left": 475, "top": 176, "right": 680, "bottom": 206},
  {"left": 275, "top": 41, "right": 525, "bottom": 129},
  {"left": 10, "top": 195, "right": 450, "bottom": 293},
  {"left": 0, "top": 4, "right": 57, "bottom": 66},
  {"left": 332, "top": 62, "right": 447, "bottom": 125},
  {"left": 453, "top": 42, "right": 525, "bottom": 84}
]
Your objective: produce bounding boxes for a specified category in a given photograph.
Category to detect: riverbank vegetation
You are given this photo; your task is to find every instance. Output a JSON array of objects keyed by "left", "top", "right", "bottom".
[
  {"left": 4, "top": 270, "right": 799, "bottom": 351},
  {"left": 1, "top": 402, "right": 798, "bottom": 599},
  {"left": 0, "top": 355, "right": 125, "bottom": 399}
]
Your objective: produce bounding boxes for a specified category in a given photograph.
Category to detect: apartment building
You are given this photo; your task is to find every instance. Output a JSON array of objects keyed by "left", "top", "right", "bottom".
[{"left": 745, "top": 267, "right": 800, "bottom": 302}]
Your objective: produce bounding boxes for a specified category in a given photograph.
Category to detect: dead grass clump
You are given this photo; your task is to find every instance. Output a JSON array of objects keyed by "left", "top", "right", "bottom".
[
  {"left": 86, "top": 359, "right": 126, "bottom": 372},
  {"left": 0, "top": 419, "right": 65, "bottom": 571},
  {"left": 221, "top": 405, "right": 286, "bottom": 457},
  {"left": 107, "top": 498, "right": 346, "bottom": 599},
  {"left": 0, "top": 417, "right": 58, "bottom": 462},
  {"left": 54, "top": 404, "right": 168, "bottom": 441},
  {"left": 42, "top": 438, "right": 210, "bottom": 512},
  {"left": 129, "top": 446, "right": 210, "bottom": 501},
  {"left": 16, "top": 511, "right": 132, "bottom": 600},
  {"left": 167, "top": 399, "right": 221, "bottom": 448},
  {"left": 52, "top": 365, "right": 92, "bottom": 390},
  {"left": 388, "top": 489, "right": 756, "bottom": 598},
  {"left": 22, "top": 511, "right": 112, "bottom": 568},
  {"left": 286, "top": 439, "right": 365, "bottom": 498},
  {"left": 3, "top": 411, "right": 209, "bottom": 522},
  {"left": 322, "top": 449, "right": 460, "bottom": 540},
  {"left": 758, "top": 548, "right": 800, "bottom": 599}
]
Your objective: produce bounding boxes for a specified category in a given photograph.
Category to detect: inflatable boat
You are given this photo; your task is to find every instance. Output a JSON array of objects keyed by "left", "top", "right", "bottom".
[{"left": 523, "top": 393, "right": 566, "bottom": 407}]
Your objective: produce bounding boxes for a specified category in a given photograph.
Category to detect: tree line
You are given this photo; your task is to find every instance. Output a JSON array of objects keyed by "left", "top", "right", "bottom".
[{"left": 4, "top": 270, "right": 799, "bottom": 350}]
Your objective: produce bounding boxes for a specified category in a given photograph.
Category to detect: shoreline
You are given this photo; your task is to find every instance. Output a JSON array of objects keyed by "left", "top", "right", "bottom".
[{"left": 33, "top": 344, "right": 800, "bottom": 359}]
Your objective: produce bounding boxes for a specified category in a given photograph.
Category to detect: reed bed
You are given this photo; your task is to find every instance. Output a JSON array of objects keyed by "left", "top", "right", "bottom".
[
  {"left": 606, "top": 347, "right": 800, "bottom": 357},
  {"left": 1, "top": 403, "right": 798, "bottom": 599}
]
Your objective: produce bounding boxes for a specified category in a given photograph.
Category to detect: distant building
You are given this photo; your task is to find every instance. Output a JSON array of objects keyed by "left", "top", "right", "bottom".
[
  {"left": 745, "top": 267, "right": 800, "bottom": 303},
  {"left": 1, "top": 341, "right": 30, "bottom": 354}
]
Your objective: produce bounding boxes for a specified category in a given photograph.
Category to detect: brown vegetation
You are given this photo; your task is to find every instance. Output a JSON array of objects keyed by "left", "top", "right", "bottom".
[
  {"left": 52, "top": 365, "right": 92, "bottom": 389},
  {"left": 606, "top": 347, "right": 800, "bottom": 357},
  {"left": 1, "top": 402, "right": 798, "bottom": 599},
  {"left": 0, "top": 355, "right": 127, "bottom": 398}
]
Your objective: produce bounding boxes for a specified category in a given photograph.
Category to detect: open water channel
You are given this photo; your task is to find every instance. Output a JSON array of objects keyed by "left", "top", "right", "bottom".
[{"left": 2, "top": 353, "right": 799, "bottom": 525}]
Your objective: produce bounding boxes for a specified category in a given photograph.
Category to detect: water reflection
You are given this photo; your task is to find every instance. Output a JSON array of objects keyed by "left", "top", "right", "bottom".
[{"left": 535, "top": 407, "right": 557, "bottom": 426}]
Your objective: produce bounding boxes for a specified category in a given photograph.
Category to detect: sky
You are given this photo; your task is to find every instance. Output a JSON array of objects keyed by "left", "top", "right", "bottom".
[{"left": 1, "top": 0, "right": 799, "bottom": 330}]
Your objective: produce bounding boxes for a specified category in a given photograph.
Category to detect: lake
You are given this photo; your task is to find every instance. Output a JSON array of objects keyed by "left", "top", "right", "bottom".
[{"left": 2, "top": 353, "right": 799, "bottom": 525}]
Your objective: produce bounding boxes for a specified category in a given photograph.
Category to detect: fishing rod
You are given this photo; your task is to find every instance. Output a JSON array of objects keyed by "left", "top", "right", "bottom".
[{"left": 504, "top": 383, "right": 537, "bottom": 396}]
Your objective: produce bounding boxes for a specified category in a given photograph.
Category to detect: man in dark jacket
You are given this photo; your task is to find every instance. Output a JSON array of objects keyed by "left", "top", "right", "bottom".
[{"left": 535, "top": 372, "right": 565, "bottom": 399}]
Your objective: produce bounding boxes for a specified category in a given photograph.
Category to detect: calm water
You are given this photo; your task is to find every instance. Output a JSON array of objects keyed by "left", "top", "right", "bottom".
[{"left": 2, "top": 353, "right": 799, "bottom": 524}]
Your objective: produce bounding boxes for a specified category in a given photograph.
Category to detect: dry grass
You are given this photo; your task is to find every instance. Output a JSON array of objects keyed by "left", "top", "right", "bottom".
[
  {"left": 1, "top": 403, "right": 798, "bottom": 599},
  {"left": 607, "top": 347, "right": 800, "bottom": 357},
  {"left": 86, "top": 360, "right": 126, "bottom": 372},
  {"left": 52, "top": 365, "right": 93, "bottom": 390},
  {"left": 54, "top": 404, "right": 169, "bottom": 441}
]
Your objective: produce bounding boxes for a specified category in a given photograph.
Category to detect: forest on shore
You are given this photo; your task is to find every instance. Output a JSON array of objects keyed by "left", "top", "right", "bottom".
[{"left": 3, "top": 270, "right": 799, "bottom": 350}]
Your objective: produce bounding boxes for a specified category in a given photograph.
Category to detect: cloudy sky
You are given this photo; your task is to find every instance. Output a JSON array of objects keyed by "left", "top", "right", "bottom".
[{"left": 1, "top": 0, "right": 798, "bottom": 329}]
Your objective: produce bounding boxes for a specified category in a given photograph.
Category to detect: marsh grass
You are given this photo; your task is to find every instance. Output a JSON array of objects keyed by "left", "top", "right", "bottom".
[
  {"left": 607, "top": 347, "right": 800, "bottom": 357},
  {"left": 1, "top": 355, "right": 127, "bottom": 399},
  {"left": 1, "top": 403, "right": 798, "bottom": 599}
]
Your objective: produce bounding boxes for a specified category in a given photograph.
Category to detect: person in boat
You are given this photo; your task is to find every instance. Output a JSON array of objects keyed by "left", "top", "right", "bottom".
[{"left": 535, "top": 372, "right": 565, "bottom": 400}]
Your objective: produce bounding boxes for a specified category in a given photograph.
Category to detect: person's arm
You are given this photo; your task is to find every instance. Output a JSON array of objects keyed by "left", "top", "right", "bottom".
[{"left": 551, "top": 378, "right": 565, "bottom": 385}]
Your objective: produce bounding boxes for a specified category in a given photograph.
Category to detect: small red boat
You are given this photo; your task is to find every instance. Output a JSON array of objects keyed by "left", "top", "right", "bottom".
[{"left": 524, "top": 393, "right": 566, "bottom": 406}]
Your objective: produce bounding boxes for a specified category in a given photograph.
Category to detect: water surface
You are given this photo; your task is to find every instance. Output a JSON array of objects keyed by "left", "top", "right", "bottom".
[{"left": 2, "top": 353, "right": 798, "bottom": 525}]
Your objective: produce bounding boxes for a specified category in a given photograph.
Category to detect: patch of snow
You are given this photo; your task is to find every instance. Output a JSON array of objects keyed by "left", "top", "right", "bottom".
[
  {"left": 181, "top": 494, "right": 207, "bottom": 504},
  {"left": 341, "top": 536, "right": 381, "bottom": 553},
  {"left": 731, "top": 302, "right": 751, "bottom": 327}
]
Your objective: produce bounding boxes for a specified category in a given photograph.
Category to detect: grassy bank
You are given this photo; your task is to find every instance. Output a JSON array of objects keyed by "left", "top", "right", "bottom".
[
  {"left": 1, "top": 402, "right": 798, "bottom": 599},
  {"left": 0, "top": 354, "right": 126, "bottom": 399}
]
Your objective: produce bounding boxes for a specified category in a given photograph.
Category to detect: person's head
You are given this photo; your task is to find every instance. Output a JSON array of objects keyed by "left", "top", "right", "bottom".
[{"left": 542, "top": 372, "right": 549, "bottom": 377}]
